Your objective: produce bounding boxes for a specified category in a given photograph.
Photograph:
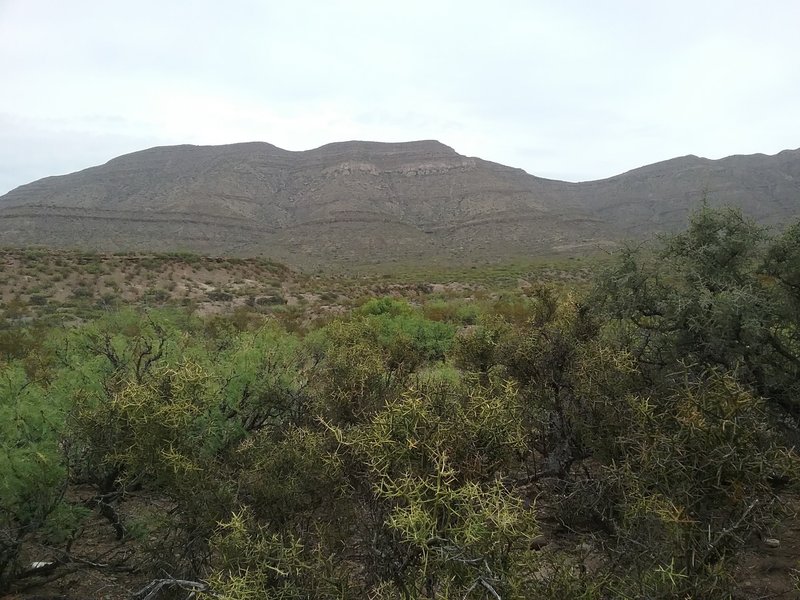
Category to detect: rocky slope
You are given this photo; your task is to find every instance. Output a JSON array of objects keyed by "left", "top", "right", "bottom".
[
  {"left": 560, "top": 148, "right": 800, "bottom": 233},
  {"left": 0, "top": 141, "right": 797, "bottom": 267}
]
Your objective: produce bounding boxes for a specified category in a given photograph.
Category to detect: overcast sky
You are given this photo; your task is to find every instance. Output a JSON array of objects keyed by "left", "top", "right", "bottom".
[{"left": 1, "top": 0, "right": 799, "bottom": 195}]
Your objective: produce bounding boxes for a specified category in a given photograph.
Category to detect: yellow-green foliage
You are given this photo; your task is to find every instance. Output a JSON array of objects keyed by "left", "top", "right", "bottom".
[
  {"left": 308, "top": 319, "right": 392, "bottom": 424},
  {"left": 595, "top": 373, "right": 800, "bottom": 595},
  {"left": 324, "top": 383, "right": 536, "bottom": 598},
  {"left": 71, "top": 360, "right": 235, "bottom": 532},
  {"left": 234, "top": 426, "right": 341, "bottom": 524},
  {"left": 75, "top": 361, "right": 219, "bottom": 479},
  {"left": 205, "top": 509, "right": 350, "bottom": 600}
]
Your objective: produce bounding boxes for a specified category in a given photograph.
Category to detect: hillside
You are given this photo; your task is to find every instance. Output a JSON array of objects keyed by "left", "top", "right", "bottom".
[
  {"left": 560, "top": 148, "right": 800, "bottom": 233},
  {"left": 1, "top": 141, "right": 798, "bottom": 267}
]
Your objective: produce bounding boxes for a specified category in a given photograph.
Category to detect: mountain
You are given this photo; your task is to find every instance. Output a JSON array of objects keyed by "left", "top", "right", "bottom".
[
  {"left": 560, "top": 149, "right": 800, "bottom": 233},
  {"left": 0, "top": 141, "right": 798, "bottom": 268}
]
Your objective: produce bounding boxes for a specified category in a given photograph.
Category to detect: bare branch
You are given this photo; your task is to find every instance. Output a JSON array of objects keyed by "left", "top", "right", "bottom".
[{"left": 134, "top": 577, "right": 216, "bottom": 600}]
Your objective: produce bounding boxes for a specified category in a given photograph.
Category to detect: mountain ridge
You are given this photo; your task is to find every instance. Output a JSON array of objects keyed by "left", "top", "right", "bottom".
[{"left": 1, "top": 140, "right": 798, "bottom": 268}]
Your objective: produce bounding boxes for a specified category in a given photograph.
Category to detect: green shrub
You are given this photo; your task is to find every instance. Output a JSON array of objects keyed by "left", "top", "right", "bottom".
[
  {"left": 0, "top": 366, "right": 73, "bottom": 590},
  {"left": 423, "top": 298, "right": 480, "bottom": 325},
  {"left": 579, "top": 371, "right": 800, "bottom": 597},
  {"left": 357, "top": 296, "right": 414, "bottom": 317},
  {"left": 329, "top": 382, "right": 537, "bottom": 598},
  {"left": 594, "top": 206, "right": 800, "bottom": 418}
]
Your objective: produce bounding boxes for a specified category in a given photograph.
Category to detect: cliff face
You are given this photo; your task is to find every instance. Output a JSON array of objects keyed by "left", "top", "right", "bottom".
[{"left": 1, "top": 140, "right": 798, "bottom": 267}]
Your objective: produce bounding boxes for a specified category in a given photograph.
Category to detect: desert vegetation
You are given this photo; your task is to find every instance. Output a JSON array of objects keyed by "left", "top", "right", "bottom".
[{"left": 1, "top": 207, "right": 799, "bottom": 599}]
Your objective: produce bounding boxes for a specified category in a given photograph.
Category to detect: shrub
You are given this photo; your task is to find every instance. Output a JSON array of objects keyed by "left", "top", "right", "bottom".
[
  {"left": 254, "top": 294, "right": 286, "bottom": 305},
  {"left": 580, "top": 371, "right": 800, "bottom": 597},
  {"left": 28, "top": 294, "right": 48, "bottom": 306},
  {"left": 0, "top": 366, "right": 73, "bottom": 591},
  {"left": 594, "top": 206, "right": 800, "bottom": 419},
  {"left": 357, "top": 296, "right": 414, "bottom": 317},
  {"left": 206, "top": 290, "right": 233, "bottom": 302}
]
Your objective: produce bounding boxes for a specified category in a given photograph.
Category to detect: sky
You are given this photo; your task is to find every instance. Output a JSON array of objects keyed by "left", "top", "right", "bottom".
[{"left": 1, "top": 0, "right": 799, "bottom": 195}]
